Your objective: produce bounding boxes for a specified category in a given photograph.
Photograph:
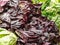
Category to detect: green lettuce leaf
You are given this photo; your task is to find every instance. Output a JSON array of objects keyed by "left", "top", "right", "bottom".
[{"left": 0, "top": 28, "right": 17, "bottom": 45}]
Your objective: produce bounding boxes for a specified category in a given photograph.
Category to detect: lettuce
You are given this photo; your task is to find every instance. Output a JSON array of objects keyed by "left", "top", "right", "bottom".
[{"left": 0, "top": 28, "right": 17, "bottom": 45}]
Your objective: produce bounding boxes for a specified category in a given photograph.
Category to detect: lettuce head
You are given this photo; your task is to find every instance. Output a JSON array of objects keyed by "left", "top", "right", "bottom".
[{"left": 0, "top": 28, "right": 17, "bottom": 45}]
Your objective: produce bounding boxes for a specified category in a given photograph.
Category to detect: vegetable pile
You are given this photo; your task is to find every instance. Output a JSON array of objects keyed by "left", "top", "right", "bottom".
[
  {"left": 32, "top": 0, "right": 60, "bottom": 30},
  {"left": 0, "top": 0, "right": 60, "bottom": 45}
]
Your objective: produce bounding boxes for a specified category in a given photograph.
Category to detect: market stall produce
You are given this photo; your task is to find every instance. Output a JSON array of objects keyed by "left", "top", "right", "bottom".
[{"left": 0, "top": 0, "right": 60, "bottom": 45}]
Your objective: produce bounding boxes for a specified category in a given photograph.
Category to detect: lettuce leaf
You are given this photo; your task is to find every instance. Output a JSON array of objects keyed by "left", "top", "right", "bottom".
[{"left": 0, "top": 28, "right": 17, "bottom": 45}]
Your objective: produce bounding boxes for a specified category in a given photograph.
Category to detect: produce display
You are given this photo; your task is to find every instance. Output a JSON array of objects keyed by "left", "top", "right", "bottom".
[{"left": 0, "top": 0, "right": 60, "bottom": 45}]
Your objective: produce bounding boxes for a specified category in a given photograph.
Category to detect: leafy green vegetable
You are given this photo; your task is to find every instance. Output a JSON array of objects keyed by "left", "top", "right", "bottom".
[
  {"left": 32, "top": 0, "right": 60, "bottom": 30},
  {"left": 42, "top": 0, "right": 51, "bottom": 11},
  {"left": 0, "top": 28, "right": 17, "bottom": 45}
]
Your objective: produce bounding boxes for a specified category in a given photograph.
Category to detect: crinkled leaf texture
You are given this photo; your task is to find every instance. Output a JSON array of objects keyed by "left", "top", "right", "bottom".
[{"left": 0, "top": 28, "right": 17, "bottom": 45}]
